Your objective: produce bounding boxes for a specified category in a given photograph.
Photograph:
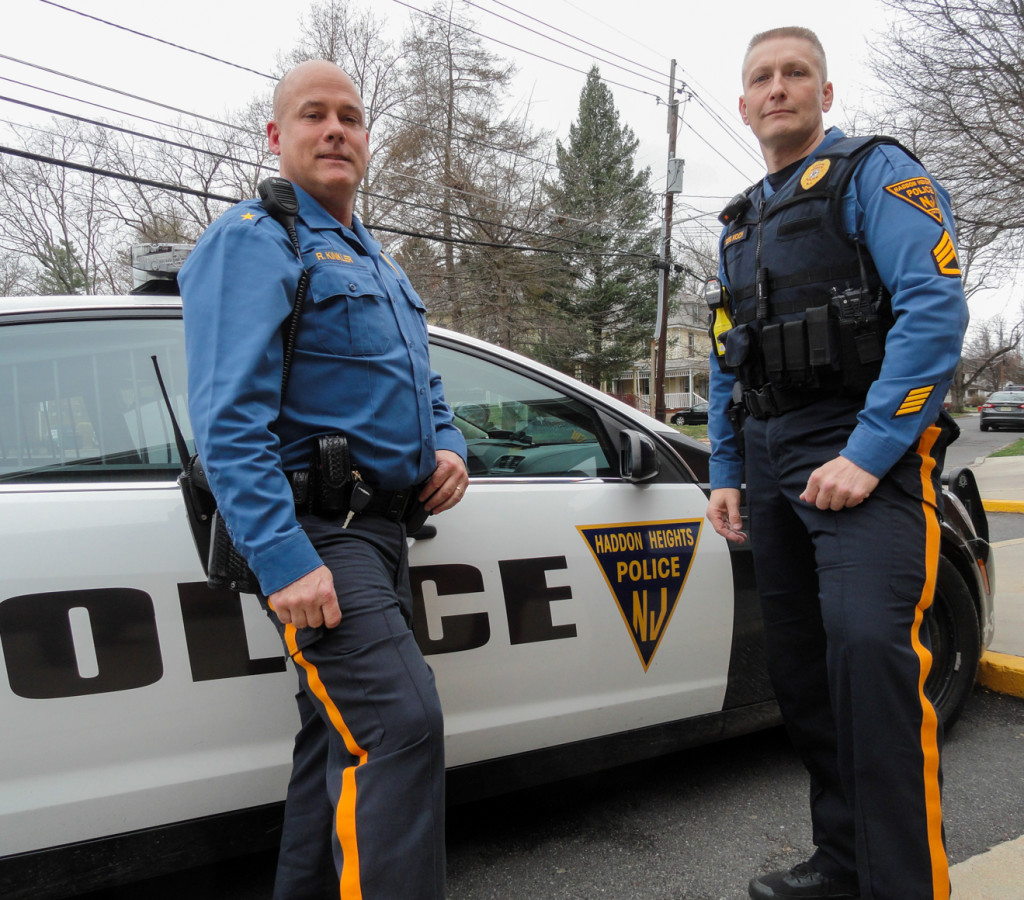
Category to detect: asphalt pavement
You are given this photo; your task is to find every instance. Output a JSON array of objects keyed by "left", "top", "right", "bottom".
[{"left": 950, "top": 452, "right": 1024, "bottom": 899}]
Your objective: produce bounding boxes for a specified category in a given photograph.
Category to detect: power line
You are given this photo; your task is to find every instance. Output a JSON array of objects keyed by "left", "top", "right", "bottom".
[
  {"left": 0, "top": 94, "right": 267, "bottom": 169},
  {"left": 481, "top": 0, "right": 665, "bottom": 80},
  {"left": 7, "top": 4, "right": 758, "bottom": 252},
  {"left": 0, "top": 74, "right": 263, "bottom": 153},
  {"left": 0, "top": 145, "right": 662, "bottom": 265},
  {"left": 0, "top": 52, "right": 253, "bottom": 138},
  {"left": 392, "top": 0, "right": 661, "bottom": 101},
  {"left": 26, "top": 2, "right": 763, "bottom": 209},
  {"left": 37, "top": 0, "right": 277, "bottom": 81},
  {"left": 461, "top": 0, "right": 665, "bottom": 90},
  {"left": 0, "top": 89, "right": 657, "bottom": 246},
  {"left": 0, "top": 144, "right": 240, "bottom": 203}
]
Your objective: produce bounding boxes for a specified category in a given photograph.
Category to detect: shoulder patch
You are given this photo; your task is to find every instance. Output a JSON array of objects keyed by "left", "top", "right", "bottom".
[
  {"left": 800, "top": 158, "right": 831, "bottom": 190},
  {"left": 894, "top": 385, "right": 936, "bottom": 418},
  {"left": 723, "top": 227, "right": 748, "bottom": 248},
  {"left": 884, "top": 176, "right": 943, "bottom": 224},
  {"left": 931, "top": 230, "right": 961, "bottom": 277}
]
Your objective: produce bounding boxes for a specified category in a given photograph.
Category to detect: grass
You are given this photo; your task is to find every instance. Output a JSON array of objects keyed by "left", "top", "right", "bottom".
[
  {"left": 991, "top": 438, "right": 1024, "bottom": 458},
  {"left": 672, "top": 424, "right": 708, "bottom": 440}
]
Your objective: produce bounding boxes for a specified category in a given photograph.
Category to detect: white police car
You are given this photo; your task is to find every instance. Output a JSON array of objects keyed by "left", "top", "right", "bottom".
[{"left": 0, "top": 289, "right": 995, "bottom": 898}]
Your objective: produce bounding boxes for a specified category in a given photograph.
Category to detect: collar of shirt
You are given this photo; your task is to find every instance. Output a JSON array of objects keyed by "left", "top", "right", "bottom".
[
  {"left": 761, "top": 126, "right": 847, "bottom": 200},
  {"left": 289, "top": 183, "right": 382, "bottom": 259}
]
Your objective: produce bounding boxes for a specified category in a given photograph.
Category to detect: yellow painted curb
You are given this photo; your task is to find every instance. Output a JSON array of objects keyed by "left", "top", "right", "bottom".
[
  {"left": 978, "top": 650, "right": 1024, "bottom": 699},
  {"left": 982, "top": 499, "right": 1024, "bottom": 514}
]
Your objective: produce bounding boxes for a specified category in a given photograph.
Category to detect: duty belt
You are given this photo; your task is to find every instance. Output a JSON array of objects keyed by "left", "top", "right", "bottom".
[
  {"left": 286, "top": 468, "right": 422, "bottom": 523},
  {"left": 740, "top": 383, "right": 826, "bottom": 420}
]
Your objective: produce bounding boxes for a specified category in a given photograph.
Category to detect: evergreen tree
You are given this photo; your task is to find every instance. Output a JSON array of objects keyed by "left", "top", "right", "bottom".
[
  {"left": 35, "top": 240, "right": 87, "bottom": 295},
  {"left": 542, "top": 66, "right": 658, "bottom": 387}
]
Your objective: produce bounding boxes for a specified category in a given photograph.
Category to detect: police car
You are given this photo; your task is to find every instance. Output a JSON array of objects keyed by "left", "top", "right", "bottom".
[{"left": 0, "top": 286, "right": 995, "bottom": 898}]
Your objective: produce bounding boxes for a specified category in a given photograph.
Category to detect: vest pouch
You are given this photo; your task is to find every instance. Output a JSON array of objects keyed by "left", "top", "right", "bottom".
[
  {"left": 760, "top": 323, "right": 784, "bottom": 382},
  {"left": 782, "top": 320, "right": 809, "bottom": 382},
  {"left": 806, "top": 304, "right": 834, "bottom": 368},
  {"left": 724, "top": 324, "right": 751, "bottom": 369},
  {"left": 838, "top": 314, "right": 885, "bottom": 394}
]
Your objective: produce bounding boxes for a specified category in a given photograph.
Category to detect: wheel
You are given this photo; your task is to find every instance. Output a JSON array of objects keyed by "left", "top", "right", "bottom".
[
  {"left": 979, "top": 421, "right": 989, "bottom": 431},
  {"left": 924, "top": 556, "right": 981, "bottom": 731},
  {"left": 670, "top": 413, "right": 685, "bottom": 425}
]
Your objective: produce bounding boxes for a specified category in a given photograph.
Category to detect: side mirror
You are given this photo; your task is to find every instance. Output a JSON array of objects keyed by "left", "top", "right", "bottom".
[{"left": 620, "top": 430, "right": 660, "bottom": 483}]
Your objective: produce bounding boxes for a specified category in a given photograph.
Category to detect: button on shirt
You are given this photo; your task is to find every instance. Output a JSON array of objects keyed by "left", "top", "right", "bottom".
[{"left": 180, "top": 183, "right": 466, "bottom": 595}]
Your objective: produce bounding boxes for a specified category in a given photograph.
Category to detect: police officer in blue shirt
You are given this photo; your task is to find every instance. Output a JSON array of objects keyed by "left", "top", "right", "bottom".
[
  {"left": 179, "top": 60, "right": 468, "bottom": 899},
  {"left": 705, "top": 28, "right": 968, "bottom": 900}
]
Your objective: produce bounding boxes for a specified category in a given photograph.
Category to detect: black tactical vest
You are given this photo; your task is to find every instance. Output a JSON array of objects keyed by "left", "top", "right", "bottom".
[{"left": 718, "top": 135, "right": 908, "bottom": 407}]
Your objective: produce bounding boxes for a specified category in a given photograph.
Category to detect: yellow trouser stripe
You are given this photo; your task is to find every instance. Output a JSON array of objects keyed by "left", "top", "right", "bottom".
[
  {"left": 284, "top": 623, "right": 368, "bottom": 900},
  {"left": 911, "top": 424, "right": 950, "bottom": 899}
]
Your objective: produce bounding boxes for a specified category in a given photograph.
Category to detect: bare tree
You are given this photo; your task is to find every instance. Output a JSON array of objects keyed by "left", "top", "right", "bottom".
[
  {"left": 0, "top": 251, "right": 28, "bottom": 296},
  {"left": 853, "top": 0, "right": 1024, "bottom": 406},
  {"left": 958, "top": 305, "right": 1024, "bottom": 394},
  {"left": 102, "top": 103, "right": 275, "bottom": 243},
  {"left": 0, "top": 119, "right": 126, "bottom": 293},
  {"left": 283, "top": 0, "right": 408, "bottom": 227},
  {"left": 394, "top": 1, "right": 521, "bottom": 332}
]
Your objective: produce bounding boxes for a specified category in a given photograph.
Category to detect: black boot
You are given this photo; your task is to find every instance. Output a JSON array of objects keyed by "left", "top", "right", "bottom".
[{"left": 748, "top": 861, "right": 859, "bottom": 899}]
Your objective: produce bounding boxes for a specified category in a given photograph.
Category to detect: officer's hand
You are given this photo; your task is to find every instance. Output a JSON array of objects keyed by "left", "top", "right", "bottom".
[
  {"left": 801, "top": 456, "right": 879, "bottom": 511},
  {"left": 268, "top": 565, "right": 341, "bottom": 630},
  {"left": 707, "top": 488, "right": 747, "bottom": 544},
  {"left": 419, "top": 449, "right": 469, "bottom": 515}
]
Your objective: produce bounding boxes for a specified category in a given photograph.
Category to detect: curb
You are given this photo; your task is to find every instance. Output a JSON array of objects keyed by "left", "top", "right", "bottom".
[
  {"left": 978, "top": 651, "right": 1024, "bottom": 699},
  {"left": 982, "top": 499, "right": 1024, "bottom": 514},
  {"left": 977, "top": 493, "right": 1024, "bottom": 698}
]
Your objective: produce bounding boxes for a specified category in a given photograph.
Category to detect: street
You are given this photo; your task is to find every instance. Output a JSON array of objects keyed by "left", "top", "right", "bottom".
[
  {"left": 945, "top": 411, "right": 1020, "bottom": 471},
  {"left": 80, "top": 688, "right": 1024, "bottom": 900}
]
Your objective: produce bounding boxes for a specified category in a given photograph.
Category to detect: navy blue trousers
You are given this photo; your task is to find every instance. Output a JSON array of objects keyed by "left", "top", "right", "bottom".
[
  {"left": 260, "top": 513, "right": 445, "bottom": 900},
  {"left": 744, "top": 398, "right": 949, "bottom": 900}
]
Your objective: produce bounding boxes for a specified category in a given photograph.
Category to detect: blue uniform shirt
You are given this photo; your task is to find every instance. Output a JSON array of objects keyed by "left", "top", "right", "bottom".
[
  {"left": 709, "top": 128, "right": 969, "bottom": 489},
  {"left": 180, "top": 183, "right": 467, "bottom": 595}
]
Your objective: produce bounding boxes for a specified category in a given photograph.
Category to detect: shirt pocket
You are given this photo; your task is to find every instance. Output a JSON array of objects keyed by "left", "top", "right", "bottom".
[{"left": 308, "top": 262, "right": 394, "bottom": 357}]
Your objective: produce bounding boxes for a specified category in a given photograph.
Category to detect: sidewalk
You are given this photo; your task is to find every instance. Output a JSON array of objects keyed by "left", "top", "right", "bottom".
[
  {"left": 968, "top": 455, "right": 1024, "bottom": 690},
  {"left": 949, "top": 455, "right": 1024, "bottom": 899}
]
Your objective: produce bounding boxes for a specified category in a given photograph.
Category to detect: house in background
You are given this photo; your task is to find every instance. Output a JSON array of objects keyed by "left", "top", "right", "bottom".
[{"left": 609, "top": 294, "right": 711, "bottom": 419}]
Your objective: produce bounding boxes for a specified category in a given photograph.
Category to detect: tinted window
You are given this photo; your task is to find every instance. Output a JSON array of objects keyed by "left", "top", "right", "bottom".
[
  {"left": 0, "top": 318, "right": 188, "bottom": 483},
  {"left": 430, "top": 344, "right": 617, "bottom": 479}
]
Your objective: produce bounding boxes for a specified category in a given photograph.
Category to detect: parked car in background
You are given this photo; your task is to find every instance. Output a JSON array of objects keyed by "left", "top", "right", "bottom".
[
  {"left": 670, "top": 401, "right": 709, "bottom": 426},
  {"left": 979, "top": 390, "right": 1024, "bottom": 431},
  {"left": 0, "top": 292, "right": 995, "bottom": 899}
]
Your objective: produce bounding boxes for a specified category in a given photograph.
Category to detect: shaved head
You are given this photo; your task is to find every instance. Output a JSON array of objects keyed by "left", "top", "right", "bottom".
[{"left": 744, "top": 27, "right": 828, "bottom": 84}]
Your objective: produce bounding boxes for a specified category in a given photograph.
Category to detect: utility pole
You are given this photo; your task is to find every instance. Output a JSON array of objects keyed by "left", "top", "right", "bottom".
[{"left": 653, "top": 60, "right": 681, "bottom": 423}]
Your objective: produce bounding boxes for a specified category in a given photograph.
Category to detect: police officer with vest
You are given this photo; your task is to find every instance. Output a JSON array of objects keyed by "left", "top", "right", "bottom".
[
  {"left": 705, "top": 27, "right": 968, "bottom": 900},
  {"left": 180, "top": 60, "right": 468, "bottom": 899}
]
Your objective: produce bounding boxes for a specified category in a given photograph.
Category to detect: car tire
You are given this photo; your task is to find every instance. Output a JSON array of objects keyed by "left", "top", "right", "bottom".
[
  {"left": 925, "top": 556, "right": 981, "bottom": 731},
  {"left": 979, "top": 422, "right": 989, "bottom": 431},
  {"left": 670, "top": 414, "right": 684, "bottom": 425}
]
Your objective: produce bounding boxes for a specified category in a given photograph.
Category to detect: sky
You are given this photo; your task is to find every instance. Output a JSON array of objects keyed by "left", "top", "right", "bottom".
[{"left": 1, "top": 0, "right": 1014, "bottom": 319}]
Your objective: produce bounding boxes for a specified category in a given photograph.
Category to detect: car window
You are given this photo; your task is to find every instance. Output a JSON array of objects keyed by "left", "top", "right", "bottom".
[
  {"left": 0, "top": 318, "right": 188, "bottom": 483},
  {"left": 988, "top": 392, "right": 1024, "bottom": 403},
  {"left": 429, "top": 343, "right": 618, "bottom": 478}
]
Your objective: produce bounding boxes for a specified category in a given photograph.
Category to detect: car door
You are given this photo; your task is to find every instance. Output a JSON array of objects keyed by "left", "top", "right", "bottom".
[
  {"left": 417, "top": 337, "right": 736, "bottom": 768},
  {"left": 0, "top": 312, "right": 297, "bottom": 857}
]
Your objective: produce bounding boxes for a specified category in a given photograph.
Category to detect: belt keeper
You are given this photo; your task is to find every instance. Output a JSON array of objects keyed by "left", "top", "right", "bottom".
[
  {"left": 385, "top": 489, "right": 410, "bottom": 521},
  {"left": 290, "top": 469, "right": 310, "bottom": 512}
]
